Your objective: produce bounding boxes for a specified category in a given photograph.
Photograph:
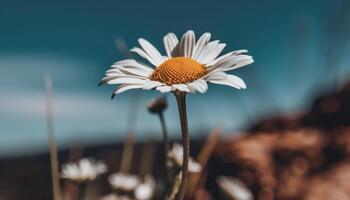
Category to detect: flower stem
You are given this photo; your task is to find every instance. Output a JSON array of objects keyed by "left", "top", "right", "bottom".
[
  {"left": 120, "top": 132, "right": 134, "bottom": 173},
  {"left": 158, "top": 112, "right": 171, "bottom": 184},
  {"left": 139, "top": 141, "right": 156, "bottom": 178},
  {"left": 77, "top": 182, "right": 87, "bottom": 200},
  {"left": 44, "top": 76, "right": 62, "bottom": 200},
  {"left": 174, "top": 92, "right": 189, "bottom": 200}
]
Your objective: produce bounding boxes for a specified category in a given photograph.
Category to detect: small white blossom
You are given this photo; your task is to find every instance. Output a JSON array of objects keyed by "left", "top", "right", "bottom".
[
  {"left": 100, "top": 194, "right": 131, "bottom": 200},
  {"left": 168, "top": 143, "right": 202, "bottom": 173},
  {"left": 217, "top": 176, "right": 253, "bottom": 200},
  {"left": 109, "top": 173, "right": 141, "bottom": 192},
  {"left": 134, "top": 175, "right": 156, "bottom": 200},
  {"left": 61, "top": 158, "right": 107, "bottom": 182}
]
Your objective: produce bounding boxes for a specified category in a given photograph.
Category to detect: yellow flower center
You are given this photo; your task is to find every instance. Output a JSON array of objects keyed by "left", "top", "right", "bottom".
[{"left": 150, "top": 57, "right": 207, "bottom": 85}]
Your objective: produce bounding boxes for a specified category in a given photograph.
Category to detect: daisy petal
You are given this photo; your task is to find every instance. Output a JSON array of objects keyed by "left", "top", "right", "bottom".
[
  {"left": 204, "top": 70, "right": 227, "bottom": 81},
  {"left": 188, "top": 79, "right": 208, "bottom": 93},
  {"left": 102, "top": 73, "right": 147, "bottom": 80},
  {"left": 163, "top": 33, "right": 179, "bottom": 58},
  {"left": 131, "top": 47, "right": 160, "bottom": 67},
  {"left": 118, "top": 67, "right": 152, "bottom": 77},
  {"left": 142, "top": 80, "right": 164, "bottom": 90},
  {"left": 156, "top": 85, "right": 172, "bottom": 93},
  {"left": 112, "top": 84, "right": 144, "bottom": 96},
  {"left": 138, "top": 38, "right": 166, "bottom": 65},
  {"left": 232, "top": 49, "right": 248, "bottom": 55},
  {"left": 114, "top": 59, "right": 154, "bottom": 74},
  {"left": 209, "top": 74, "right": 246, "bottom": 89},
  {"left": 179, "top": 30, "right": 195, "bottom": 58},
  {"left": 172, "top": 84, "right": 190, "bottom": 92},
  {"left": 192, "top": 32, "right": 211, "bottom": 59},
  {"left": 99, "top": 74, "right": 146, "bottom": 86},
  {"left": 223, "top": 56, "right": 254, "bottom": 71},
  {"left": 111, "top": 61, "right": 154, "bottom": 77},
  {"left": 196, "top": 41, "right": 226, "bottom": 64},
  {"left": 209, "top": 55, "right": 253, "bottom": 72},
  {"left": 206, "top": 49, "right": 248, "bottom": 67},
  {"left": 111, "top": 64, "right": 153, "bottom": 78},
  {"left": 105, "top": 68, "right": 123, "bottom": 75},
  {"left": 105, "top": 77, "right": 146, "bottom": 85}
]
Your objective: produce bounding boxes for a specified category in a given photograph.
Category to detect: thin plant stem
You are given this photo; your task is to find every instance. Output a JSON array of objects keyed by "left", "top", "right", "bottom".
[
  {"left": 120, "top": 92, "right": 138, "bottom": 173},
  {"left": 174, "top": 92, "right": 189, "bottom": 200},
  {"left": 68, "top": 143, "right": 84, "bottom": 162},
  {"left": 158, "top": 112, "right": 171, "bottom": 184},
  {"left": 168, "top": 173, "right": 182, "bottom": 200},
  {"left": 139, "top": 141, "right": 156, "bottom": 178},
  {"left": 116, "top": 37, "right": 139, "bottom": 172},
  {"left": 120, "top": 132, "right": 134, "bottom": 173},
  {"left": 77, "top": 182, "right": 87, "bottom": 200},
  {"left": 84, "top": 181, "right": 99, "bottom": 200},
  {"left": 194, "top": 169, "right": 209, "bottom": 200},
  {"left": 44, "top": 75, "right": 62, "bottom": 200},
  {"left": 120, "top": 84, "right": 138, "bottom": 174},
  {"left": 63, "top": 144, "right": 83, "bottom": 200},
  {"left": 187, "top": 128, "right": 221, "bottom": 199},
  {"left": 126, "top": 92, "right": 140, "bottom": 132}
]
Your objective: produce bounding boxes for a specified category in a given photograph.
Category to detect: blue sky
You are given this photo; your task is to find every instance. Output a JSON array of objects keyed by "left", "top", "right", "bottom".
[{"left": 1, "top": 0, "right": 350, "bottom": 156}]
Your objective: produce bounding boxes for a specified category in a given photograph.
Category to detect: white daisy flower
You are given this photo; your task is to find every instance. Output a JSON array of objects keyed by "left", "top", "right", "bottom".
[
  {"left": 134, "top": 175, "right": 156, "bottom": 200},
  {"left": 61, "top": 158, "right": 107, "bottom": 182},
  {"left": 109, "top": 173, "right": 141, "bottom": 192},
  {"left": 216, "top": 176, "right": 253, "bottom": 200},
  {"left": 168, "top": 143, "right": 202, "bottom": 173},
  {"left": 100, "top": 30, "right": 253, "bottom": 97}
]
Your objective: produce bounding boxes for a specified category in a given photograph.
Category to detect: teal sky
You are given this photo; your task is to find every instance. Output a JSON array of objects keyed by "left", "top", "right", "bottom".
[{"left": 1, "top": 0, "right": 350, "bottom": 156}]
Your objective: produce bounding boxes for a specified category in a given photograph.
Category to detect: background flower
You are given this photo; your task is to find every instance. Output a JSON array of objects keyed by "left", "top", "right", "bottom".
[
  {"left": 109, "top": 173, "right": 141, "bottom": 192},
  {"left": 217, "top": 176, "right": 253, "bottom": 200},
  {"left": 168, "top": 143, "right": 202, "bottom": 173},
  {"left": 61, "top": 158, "right": 107, "bottom": 182}
]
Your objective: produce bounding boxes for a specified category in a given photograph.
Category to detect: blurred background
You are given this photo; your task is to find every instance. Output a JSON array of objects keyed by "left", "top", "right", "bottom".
[{"left": 1, "top": 0, "right": 350, "bottom": 199}]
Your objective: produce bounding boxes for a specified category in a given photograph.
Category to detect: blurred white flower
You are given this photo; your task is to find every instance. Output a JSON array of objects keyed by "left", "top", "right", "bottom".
[
  {"left": 61, "top": 158, "right": 107, "bottom": 182},
  {"left": 134, "top": 175, "right": 156, "bottom": 200},
  {"left": 100, "top": 194, "right": 131, "bottom": 200},
  {"left": 100, "top": 30, "right": 253, "bottom": 97},
  {"left": 168, "top": 143, "right": 202, "bottom": 173},
  {"left": 216, "top": 176, "right": 253, "bottom": 200},
  {"left": 109, "top": 173, "right": 141, "bottom": 192}
]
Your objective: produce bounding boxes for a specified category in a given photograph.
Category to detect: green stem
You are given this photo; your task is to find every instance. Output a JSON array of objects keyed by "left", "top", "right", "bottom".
[{"left": 174, "top": 92, "right": 189, "bottom": 200}]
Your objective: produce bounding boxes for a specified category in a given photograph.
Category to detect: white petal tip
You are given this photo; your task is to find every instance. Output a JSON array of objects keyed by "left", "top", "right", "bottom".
[
  {"left": 130, "top": 47, "right": 138, "bottom": 52},
  {"left": 138, "top": 38, "right": 145, "bottom": 42}
]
